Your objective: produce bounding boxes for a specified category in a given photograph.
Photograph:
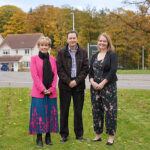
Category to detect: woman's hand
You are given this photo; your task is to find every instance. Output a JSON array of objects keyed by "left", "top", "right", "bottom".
[
  {"left": 90, "top": 78, "right": 99, "bottom": 90},
  {"left": 97, "top": 82, "right": 104, "bottom": 90},
  {"left": 97, "top": 79, "right": 108, "bottom": 90},
  {"left": 91, "top": 81, "right": 99, "bottom": 90},
  {"left": 43, "top": 89, "right": 51, "bottom": 95}
]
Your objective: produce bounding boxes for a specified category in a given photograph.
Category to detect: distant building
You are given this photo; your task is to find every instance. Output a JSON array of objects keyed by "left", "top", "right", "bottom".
[{"left": 0, "top": 33, "right": 43, "bottom": 71}]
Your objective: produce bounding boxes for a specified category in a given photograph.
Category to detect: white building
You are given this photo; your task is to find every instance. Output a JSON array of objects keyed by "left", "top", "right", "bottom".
[{"left": 0, "top": 33, "right": 43, "bottom": 71}]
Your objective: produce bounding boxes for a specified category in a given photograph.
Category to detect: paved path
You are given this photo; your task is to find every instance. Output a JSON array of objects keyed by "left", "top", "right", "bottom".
[{"left": 0, "top": 72, "right": 150, "bottom": 89}]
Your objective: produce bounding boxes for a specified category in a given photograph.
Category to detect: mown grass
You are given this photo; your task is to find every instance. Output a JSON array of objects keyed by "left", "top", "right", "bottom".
[
  {"left": 117, "top": 69, "right": 150, "bottom": 74},
  {"left": 0, "top": 88, "right": 150, "bottom": 150}
]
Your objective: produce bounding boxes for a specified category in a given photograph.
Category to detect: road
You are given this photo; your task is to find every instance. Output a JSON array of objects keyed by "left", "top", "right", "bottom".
[{"left": 0, "top": 72, "right": 150, "bottom": 89}]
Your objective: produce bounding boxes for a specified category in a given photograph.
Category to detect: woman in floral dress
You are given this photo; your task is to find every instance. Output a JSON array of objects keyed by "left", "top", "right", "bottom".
[{"left": 89, "top": 33, "right": 118, "bottom": 146}]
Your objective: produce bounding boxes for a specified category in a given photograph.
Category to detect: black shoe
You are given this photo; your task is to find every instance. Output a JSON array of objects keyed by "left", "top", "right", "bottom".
[
  {"left": 106, "top": 141, "right": 114, "bottom": 146},
  {"left": 45, "top": 133, "right": 53, "bottom": 146},
  {"left": 76, "top": 136, "right": 86, "bottom": 141},
  {"left": 91, "top": 138, "right": 102, "bottom": 142},
  {"left": 60, "top": 137, "right": 68, "bottom": 142},
  {"left": 36, "top": 134, "right": 43, "bottom": 147}
]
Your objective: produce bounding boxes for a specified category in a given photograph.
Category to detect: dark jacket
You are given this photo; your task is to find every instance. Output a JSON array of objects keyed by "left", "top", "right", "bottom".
[
  {"left": 89, "top": 50, "right": 118, "bottom": 84},
  {"left": 56, "top": 44, "right": 89, "bottom": 91}
]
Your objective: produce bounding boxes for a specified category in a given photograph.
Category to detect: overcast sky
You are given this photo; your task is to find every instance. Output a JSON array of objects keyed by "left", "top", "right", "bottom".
[{"left": 0, "top": 0, "right": 136, "bottom": 12}]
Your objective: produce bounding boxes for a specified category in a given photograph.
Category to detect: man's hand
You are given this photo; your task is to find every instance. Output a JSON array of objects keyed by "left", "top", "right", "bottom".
[{"left": 69, "top": 80, "right": 77, "bottom": 88}]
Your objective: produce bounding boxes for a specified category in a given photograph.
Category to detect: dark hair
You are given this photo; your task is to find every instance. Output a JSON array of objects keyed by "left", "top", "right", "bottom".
[{"left": 67, "top": 30, "right": 78, "bottom": 38}]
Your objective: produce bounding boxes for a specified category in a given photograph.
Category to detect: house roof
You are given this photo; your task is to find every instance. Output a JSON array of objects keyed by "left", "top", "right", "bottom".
[
  {"left": 0, "top": 33, "right": 42, "bottom": 49},
  {"left": 0, "top": 56, "right": 22, "bottom": 62}
]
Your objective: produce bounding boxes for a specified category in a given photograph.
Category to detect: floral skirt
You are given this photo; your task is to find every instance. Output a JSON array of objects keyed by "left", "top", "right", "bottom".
[{"left": 29, "top": 96, "right": 59, "bottom": 135}]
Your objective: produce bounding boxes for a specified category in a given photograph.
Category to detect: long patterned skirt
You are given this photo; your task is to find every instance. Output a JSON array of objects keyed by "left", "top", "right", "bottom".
[{"left": 29, "top": 96, "right": 59, "bottom": 135}]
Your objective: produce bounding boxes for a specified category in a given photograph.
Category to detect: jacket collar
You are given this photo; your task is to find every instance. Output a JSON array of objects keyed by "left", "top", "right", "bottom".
[
  {"left": 94, "top": 50, "right": 110, "bottom": 66},
  {"left": 64, "top": 43, "right": 80, "bottom": 57}
]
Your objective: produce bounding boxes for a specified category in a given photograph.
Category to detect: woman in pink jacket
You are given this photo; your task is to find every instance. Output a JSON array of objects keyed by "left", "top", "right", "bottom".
[{"left": 29, "top": 36, "right": 59, "bottom": 147}]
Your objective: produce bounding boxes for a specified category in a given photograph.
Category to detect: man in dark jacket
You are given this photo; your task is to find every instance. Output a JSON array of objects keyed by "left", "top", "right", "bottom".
[{"left": 56, "top": 30, "right": 89, "bottom": 142}]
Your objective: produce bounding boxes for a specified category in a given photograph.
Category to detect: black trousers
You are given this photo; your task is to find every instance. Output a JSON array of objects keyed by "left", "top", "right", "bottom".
[{"left": 59, "top": 89, "right": 84, "bottom": 138}]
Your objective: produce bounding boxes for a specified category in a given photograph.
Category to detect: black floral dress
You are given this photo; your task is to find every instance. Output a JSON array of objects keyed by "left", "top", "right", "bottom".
[{"left": 90, "top": 58, "right": 117, "bottom": 136}]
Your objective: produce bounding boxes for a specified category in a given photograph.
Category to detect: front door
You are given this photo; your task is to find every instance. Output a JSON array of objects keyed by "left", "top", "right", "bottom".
[{"left": 13, "top": 62, "right": 18, "bottom": 72}]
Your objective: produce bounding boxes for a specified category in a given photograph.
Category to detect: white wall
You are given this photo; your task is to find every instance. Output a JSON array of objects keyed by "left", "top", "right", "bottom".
[
  {"left": 0, "top": 45, "right": 37, "bottom": 61},
  {"left": 0, "top": 43, "right": 39, "bottom": 70},
  {"left": 0, "top": 37, "right": 41, "bottom": 71},
  {"left": 32, "top": 45, "right": 39, "bottom": 55},
  {"left": 0, "top": 44, "right": 11, "bottom": 56},
  {"left": 0, "top": 35, "right": 3, "bottom": 45}
]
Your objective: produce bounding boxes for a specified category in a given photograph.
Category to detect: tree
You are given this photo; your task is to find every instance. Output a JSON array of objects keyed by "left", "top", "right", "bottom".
[
  {"left": 121, "top": 0, "right": 150, "bottom": 34},
  {"left": 0, "top": 5, "right": 22, "bottom": 33},
  {"left": 123, "top": 0, "right": 150, "bottom": 14},
  {"left": 105, "top": 8, "right": 150, "bottom": 69},
  {"left": 2, "top": 11, "right": 27, "bottom": 37}
]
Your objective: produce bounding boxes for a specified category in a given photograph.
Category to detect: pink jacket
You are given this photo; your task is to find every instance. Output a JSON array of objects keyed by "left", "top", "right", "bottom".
[{"left": 30, "top": 55, "right": 57, "bottom": 98}]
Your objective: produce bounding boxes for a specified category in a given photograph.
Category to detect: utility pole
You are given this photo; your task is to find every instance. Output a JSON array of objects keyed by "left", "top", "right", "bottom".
[
  {"left": 142, "top": 45, "right": 144, "bottom": 70},
  {"left": 70, "top": 12, "right": 75, "bottom": 31}
]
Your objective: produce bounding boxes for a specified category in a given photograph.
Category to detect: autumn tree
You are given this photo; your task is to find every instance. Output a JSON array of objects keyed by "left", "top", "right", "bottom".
[
  {"left": 76, "top": 8, "right": 106, "bottom": 48},
  {"left": 0, "top": 5, "right": 22, "bottom": 33},
  {"left": 53, "top": 6, "right": 73, "bottom": 51},
  {"left": 122, "top": 0, "right": 150, "bottom": 69},
  {"left": 2, "top": 11, "right": 27, "bottom": 37},
  {"left": 0, "top": 4, "right": 149, "bottom": 69}
]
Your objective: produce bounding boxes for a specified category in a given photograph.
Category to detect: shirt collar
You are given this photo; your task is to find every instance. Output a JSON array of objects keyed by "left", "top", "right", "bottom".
[{"left": 68, "top": 45, "right": 78, "bottom": 52}]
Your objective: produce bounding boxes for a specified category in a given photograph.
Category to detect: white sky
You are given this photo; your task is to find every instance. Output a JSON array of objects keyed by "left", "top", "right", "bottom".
[{"left": 0, "top": 0, "right": 136, "bottom": 12}]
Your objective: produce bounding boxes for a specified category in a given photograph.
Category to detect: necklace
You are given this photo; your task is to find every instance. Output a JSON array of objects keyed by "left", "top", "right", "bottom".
[{"left": 97, "top": 52, "right": 106, "bottom": 61}]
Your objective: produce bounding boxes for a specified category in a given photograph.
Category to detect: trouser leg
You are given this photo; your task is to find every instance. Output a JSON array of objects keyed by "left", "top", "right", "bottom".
[
  {"left": 72, "top": 90, "right": 84, "bottom": 137},
  {"left": 102, "top": 83, "right": 117, "bottom": 136},
  {"left": 59, "top": 89, "right": 71, "bottom": 137},
  {"left": 91, "top": 89, "right": 104, "bottom": 134}
]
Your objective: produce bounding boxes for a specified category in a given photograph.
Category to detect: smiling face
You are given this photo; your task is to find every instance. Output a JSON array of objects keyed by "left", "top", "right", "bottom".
[
  {"left": 37, "top": 37, "right": 51, "bottom": 54},
  {"left": 38, "top": 43, "right": 50, "bottom": 54},
  {"left": 67, "top": 33, "right": 78, "bottom": 50},
  {"left": 97, "top": 35, "right": 108, "bottom": 51}
]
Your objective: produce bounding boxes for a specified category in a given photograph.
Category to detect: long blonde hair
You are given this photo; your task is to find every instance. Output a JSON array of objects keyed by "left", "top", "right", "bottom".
[{"left": 97, "top": 32, "right": 114, "bottom": 51}]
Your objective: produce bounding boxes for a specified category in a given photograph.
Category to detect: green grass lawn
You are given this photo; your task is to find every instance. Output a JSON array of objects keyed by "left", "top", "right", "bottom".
[
  {"left": 0, "top": 88, "right": 150, "bottom": 150},
  {"left": 117, "top": 69, "right": 150, "bottom": 74}
]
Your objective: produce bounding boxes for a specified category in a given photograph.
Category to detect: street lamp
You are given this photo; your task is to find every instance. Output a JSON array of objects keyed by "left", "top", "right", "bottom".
[
  {"left": 142, "top": 45, "right": 144, "bottom": 70},
  {"left": 70, "top": 12, "right": 75, "bottom": 31}
]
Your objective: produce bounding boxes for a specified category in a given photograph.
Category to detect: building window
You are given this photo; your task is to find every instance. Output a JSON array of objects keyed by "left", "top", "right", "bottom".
[
  {"left": 25, "top": 49, "right": 30, "bottom": 54},
  {"left": 23, "top": 62, "right": 30, "bottom": 68},
  {"left": 3, "top": 49, "right": 10, "bottom": 55}
]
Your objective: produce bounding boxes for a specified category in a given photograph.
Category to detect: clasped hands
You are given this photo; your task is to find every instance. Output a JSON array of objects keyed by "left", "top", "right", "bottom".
[
  {"left": 43, "top": 89, "right": 51, "bottom": 95},
  {"left": 69, "top": 80, "right": 77, "bottom": 88},
  {"left": 92, "top": 81, "right": 104, "bottom": 90}
]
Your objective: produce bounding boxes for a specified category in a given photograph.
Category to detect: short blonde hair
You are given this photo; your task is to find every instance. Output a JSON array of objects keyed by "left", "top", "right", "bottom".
[
  {"left": 97, "top": 32, "right": 114, "bottom": 51},
  {"left": 37, "top": 36, "right": 51, "bottom": 46}
]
